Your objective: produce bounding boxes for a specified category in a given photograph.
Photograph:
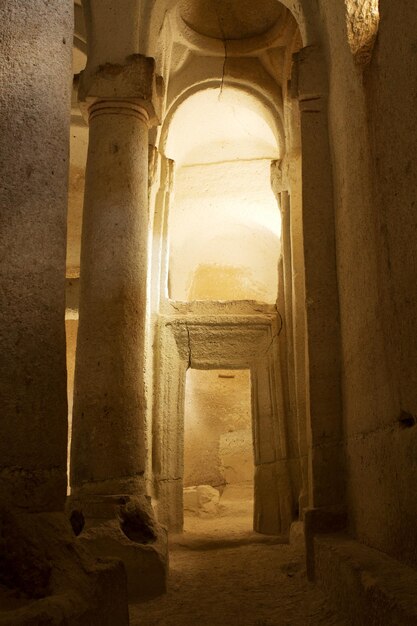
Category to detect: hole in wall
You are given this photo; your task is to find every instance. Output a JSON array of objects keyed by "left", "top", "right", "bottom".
[
  {"left": 119, "top": 498, "right": 157, "bottom": 545},
  {"left": 398, "top": 411, "right": 417, "bottom": 429},
  {"left": 69, "top": 509, "right": 85, "bottom": 536}
]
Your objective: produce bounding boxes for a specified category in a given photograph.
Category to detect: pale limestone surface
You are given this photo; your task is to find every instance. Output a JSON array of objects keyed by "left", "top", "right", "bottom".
[
  {"left": 220, "top": 430, "right": 254, "bottom": 484},
  {"left": 165, "top": 87, "right": 281, "bottom": 302}
]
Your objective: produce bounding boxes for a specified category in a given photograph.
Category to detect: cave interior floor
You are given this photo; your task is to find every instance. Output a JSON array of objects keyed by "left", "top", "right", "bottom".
[{"left": 129, "top": 484, "right": 348, "bottom": 626}]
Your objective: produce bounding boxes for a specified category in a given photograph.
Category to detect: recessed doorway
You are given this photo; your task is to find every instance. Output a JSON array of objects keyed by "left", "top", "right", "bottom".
[{"left": 183, "top": 368, "right": 254, "bottom": 538}]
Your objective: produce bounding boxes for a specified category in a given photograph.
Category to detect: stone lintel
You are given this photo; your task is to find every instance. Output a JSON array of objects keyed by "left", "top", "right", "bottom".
[{"left": 78, "top": 54, "right": 163, "bottom": 126}]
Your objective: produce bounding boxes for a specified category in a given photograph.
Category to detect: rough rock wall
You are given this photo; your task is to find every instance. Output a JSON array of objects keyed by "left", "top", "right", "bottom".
[
  {"left": 361, "top": 0, "right": 417, "bottom": 567},
  {"left": 318, "top": 0, "right": 417, "bottom": 566},
  {"left": 345, "top": 0, "right": 379, "bottom": 64}
]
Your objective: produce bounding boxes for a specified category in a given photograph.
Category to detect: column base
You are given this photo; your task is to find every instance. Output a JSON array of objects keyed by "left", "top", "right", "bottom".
[
  {"left": 0, "top": 508, "right": 128, "bottom": 625},
  {"left": 68, "top": 494, "right": 168, "bottom": 601}
]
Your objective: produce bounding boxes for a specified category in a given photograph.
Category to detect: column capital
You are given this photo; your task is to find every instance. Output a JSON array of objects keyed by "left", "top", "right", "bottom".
[
  {"left": 78, "top": 54, "right": 163, "bottom": 127},
  {"left": 292, "top": 45, "right": 328, "bottom": 103}
]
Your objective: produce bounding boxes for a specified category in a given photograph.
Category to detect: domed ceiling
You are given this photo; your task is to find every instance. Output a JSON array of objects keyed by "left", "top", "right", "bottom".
[{"left": 178, "top": 0, "right": 285, "bottom": 40}]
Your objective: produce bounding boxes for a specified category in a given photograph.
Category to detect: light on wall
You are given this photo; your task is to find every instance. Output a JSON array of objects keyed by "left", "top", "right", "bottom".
[
  {"left": 165, "top": 87, "right": 282, "bottom": 303},
  {"left": 345, "top": 0, "right": 379, "bottom": 65}
]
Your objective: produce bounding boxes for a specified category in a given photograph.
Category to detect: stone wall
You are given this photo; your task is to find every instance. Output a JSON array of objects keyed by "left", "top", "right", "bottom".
[{"left": 318, "top": 0, "right": 417, "bottom": 567}]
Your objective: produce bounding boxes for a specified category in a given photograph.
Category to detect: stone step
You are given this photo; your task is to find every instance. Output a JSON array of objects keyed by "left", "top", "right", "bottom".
[{"left": 314, "top": 533, "right": 417, "bottom": 626}]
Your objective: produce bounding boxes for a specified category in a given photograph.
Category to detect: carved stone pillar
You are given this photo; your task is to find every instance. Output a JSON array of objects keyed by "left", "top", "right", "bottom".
[
  {"left": 271, "top": 163, "right": 307, "bottom": 520},
  {"left": 69, "top": 56, "right": 167, "bottom": 600},
  {"left": 296, "top": 45, "right": 345, "bottom": 514},
  {"left": 294, "top": 45, "right": 346, "bottom": 578},
  {"left": 71, "top": 57, "right": 157, "bottom": 499},
  {"left": 0, "top": 0, "right": 71, "bottom": 514},
  {"left": 280, "top": 190, "right": 309, "bottom": 514},
  {"left": 0, "top": 2, "right": 128, "bottom": 622}
]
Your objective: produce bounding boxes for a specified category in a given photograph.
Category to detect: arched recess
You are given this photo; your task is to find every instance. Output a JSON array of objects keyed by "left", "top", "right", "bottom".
[
  {"left": 166, "top": 87, "right": 281, "bottom": 303},
  {"left": 146, "top": 0, "right": 346, "bottom": 554},
  {"left": 161, "top": 79, "right": 284, "bottom": 153},
  {"left": 153, "top": 81, "right": 284, "bottom": 306}
]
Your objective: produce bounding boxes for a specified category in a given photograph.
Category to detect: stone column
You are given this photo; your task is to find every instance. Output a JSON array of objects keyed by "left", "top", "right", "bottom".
[
  {"left": 281, "top": 190, "right": 309, "bottom": 514},
  {"left": 295, "top": 45, "right": 346, "bottom": 577},
  {"left": 0, "top": 3, "right": 128, "bottom": 623},
  {"left": 0, "top": 0, "right": 71, "bottom": 515},
  {"left": 288, "top": 182, "right": 309, "bottom": 515},
  {"left": 296, "top": 45, "right": 345, "bottom": 512},
  {"left": 271, "top": 164, "right": 305, "bottom": 518},
  {"left": 153, "top": 156, "right": 175, "bottom": 310},
  {"left": 71, "top": 59, "right": 157, "bottom": 499},
  {"left": 280, "top": 192, "right": 301, "bottom": 463},
  {"left": 69, "top": 57, "right": 167, "bottom": 600}
]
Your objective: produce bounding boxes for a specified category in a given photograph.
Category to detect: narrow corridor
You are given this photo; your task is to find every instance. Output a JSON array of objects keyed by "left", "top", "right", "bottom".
[{"left": 130, "top": 488, "right": 346, "bottom": 626}]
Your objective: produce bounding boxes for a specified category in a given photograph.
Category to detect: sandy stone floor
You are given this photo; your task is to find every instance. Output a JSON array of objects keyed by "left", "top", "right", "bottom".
[
  {"left": 129, "top": 540, "right": 348, "bottom": 626},
  {"left": 130, "top": 486, "right": 348, "bottom": 626}
]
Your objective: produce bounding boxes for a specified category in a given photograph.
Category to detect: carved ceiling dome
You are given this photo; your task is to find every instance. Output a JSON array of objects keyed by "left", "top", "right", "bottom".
[{"left": 178, "top": 0, "right": 285, "bottom": 40}]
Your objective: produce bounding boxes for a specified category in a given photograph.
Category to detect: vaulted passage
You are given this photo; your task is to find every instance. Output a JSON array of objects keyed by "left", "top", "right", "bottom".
[{"left": 1, "top": 0, "right": 417, "bottom": 624}]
